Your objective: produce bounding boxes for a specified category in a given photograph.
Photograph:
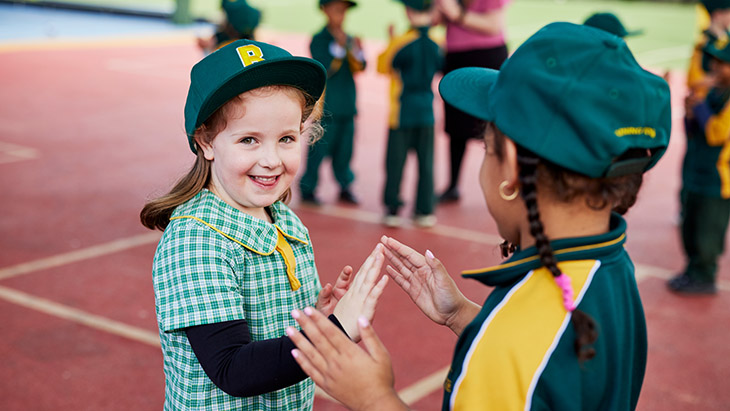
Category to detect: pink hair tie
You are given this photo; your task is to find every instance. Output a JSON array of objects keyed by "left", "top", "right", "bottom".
[{"left": 554, "top": 273, "right": 576, "bottom": 312}]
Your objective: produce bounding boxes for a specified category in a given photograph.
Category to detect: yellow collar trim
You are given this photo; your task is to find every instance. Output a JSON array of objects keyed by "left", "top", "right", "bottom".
[
  {"left": 462, "top": 233, "right": 626, "bottom": 275},
  {"left": 170, "top": 215, "right": 302, "bottom": 290}
]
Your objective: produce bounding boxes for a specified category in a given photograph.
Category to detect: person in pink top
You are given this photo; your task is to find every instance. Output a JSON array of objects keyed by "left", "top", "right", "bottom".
[{"left": 436, "top": 0, "right": 510, "bottom": 203}]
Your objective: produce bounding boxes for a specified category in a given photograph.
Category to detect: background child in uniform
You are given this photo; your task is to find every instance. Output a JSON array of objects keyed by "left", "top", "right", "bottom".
[
  {"left": 299, "top": 0, "right": 366, "bottom": 206},
  {"left": 139, "top": 40, "right": 388, "bottom": 410},
  {"left": 286, "top": 22, "right": 671, "bottom": 410},
  {"left": 197, "top": 0, "right": 261, "bottom": 53},
  {"left": 668, "top": 38, "right": 730, "bottom": 295},
  {"left": 687, "top": 0, "right": 730, "bottom": 99},
  {"left": 582, "top": 11, "right": 642, "bottom": 38},
  {"left": 377, "top": 0, "right": 443, "bottom": 228}
]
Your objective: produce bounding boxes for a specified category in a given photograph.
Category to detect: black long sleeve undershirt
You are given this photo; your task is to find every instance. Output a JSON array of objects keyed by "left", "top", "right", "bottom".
[{"left": 185, "top": 315, "right": 346, "bottom": 397}]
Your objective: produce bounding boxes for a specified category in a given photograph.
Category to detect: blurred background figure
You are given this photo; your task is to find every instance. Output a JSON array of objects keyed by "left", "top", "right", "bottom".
[
  {"left": 378, "top": 0, "right": 443, "bottom": 228},
  {"left": 669, "top": 36, "right": 730, "bottom": 295},
  {"left": 687, "top": 0, "right": 730, "bottom": 99},
  {"left": 434, "top": 0, "right": 511, "bottom": 204},
  {"left": 583, "top": 11, "right": 642, "bottom": 38},
  {"left": 197, "top": 0, "right": 261, "bottom": 53},
  {"left": 300, "top": 0, "right": 366, "bottom": 206}
]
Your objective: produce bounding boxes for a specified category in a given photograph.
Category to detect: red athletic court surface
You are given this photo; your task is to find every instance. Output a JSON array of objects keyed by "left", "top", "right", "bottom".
[{"left": 1, "top": 24, "right": 729, "bottom": 411}]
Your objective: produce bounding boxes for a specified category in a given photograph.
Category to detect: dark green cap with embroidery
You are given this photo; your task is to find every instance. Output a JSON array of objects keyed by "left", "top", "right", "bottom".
[
  {"left": 701, "top": 0, "right": 730, "bottom": 13},
  {"left": 583, "top": 12, "right": 642, "bottom": 38},
  {"left": 184, "top": 40, "right": 326, "bottom": 153},
  {"left": 439, "top": 22, "right": 671, "bottom": 178}
]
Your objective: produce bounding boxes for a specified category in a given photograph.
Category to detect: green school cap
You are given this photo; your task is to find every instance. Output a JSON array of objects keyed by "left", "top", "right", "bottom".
[
  {"left": 439, "top": 22, "right": 671, "bottom": 178},
  {"left": 319, "top": 0, "right": 357, "bottom": 7},
  {"left": 222, "top": 0, "right": 261, "bottom": 35},
  {"left": 396, "top": 0, "right": 433, "bottom": 11},
  {"left": 701, "top": 0, "right": 730, "bottom": 13},
  {"left": 704, "top": 36, "right": 730, "bottom": 63},
  {"left": 184, "top": 40, "right": 327, "bottom": 153},
  {"left": 583, "top": 12, "right": 642, "bottom": 38}
]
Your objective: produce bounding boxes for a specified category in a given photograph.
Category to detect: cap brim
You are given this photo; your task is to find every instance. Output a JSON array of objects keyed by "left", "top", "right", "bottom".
[
  {"left": 438, "top": 67, "right": 498, "bottom": 122},
  {"left": 196, "top": 57, "right": 327, "bottom": 134},
  {"left": 624, "top": 28, "right": 643, "bottom": 37}
]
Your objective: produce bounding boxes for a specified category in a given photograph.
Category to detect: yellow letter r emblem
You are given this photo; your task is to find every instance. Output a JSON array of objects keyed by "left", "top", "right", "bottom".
[{"left": 236, "top": 45, "right": 264, "bottom": 67}]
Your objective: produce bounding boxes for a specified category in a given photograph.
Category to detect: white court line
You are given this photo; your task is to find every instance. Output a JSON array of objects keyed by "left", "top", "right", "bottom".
[
  {"left": 0, "top": 141, "right": 39, "bottom": 164},
  {"left": 399, "top": 365, "right": 450, "bottom": 405},
  {"left": 0, "top": 232, "right": 161, "bottom": 281},
  {"left": 0, "top": 285, "right": 160, "bottom": 346}
]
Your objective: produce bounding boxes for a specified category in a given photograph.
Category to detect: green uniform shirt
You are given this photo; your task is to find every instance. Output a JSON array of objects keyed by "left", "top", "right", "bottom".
[
  {"left": 377, "top": 26, "right": 443, "bottom": 129},
  {"left": 683, "top": 86, "right": 730, "bottom": 199},
  {"left": 310, "top": 26, "right": 366, "bottom": 117},
  {"left": 153, "top": 189, "right": 320, "bottom": 410},
  {"left": 444, "top": 214, "right": 647, "bottom": 410}
]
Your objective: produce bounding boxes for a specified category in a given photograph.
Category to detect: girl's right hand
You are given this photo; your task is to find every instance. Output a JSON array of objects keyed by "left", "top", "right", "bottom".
[
  {"left": 288, "top": 309, "right": 408, "bottom": 411},
  {"left": 332, "top": 244, "right": 389, "bottom": 342},
  {"left": 380, "top": 236, "right": 479, "bottom": 336}
]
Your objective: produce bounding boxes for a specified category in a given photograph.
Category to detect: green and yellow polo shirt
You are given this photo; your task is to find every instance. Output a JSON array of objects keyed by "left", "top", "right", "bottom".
[
  {"left": 310, "top": 26, "right": 366, "bottom": 118},
  {"left": 377, "top": 26, "right": 443, "bottom": 129},
  {"left": 683, "top": 86, "right": 730, "bottom": 199},
  {"left": 153, "top": 189, "right": 320, "bottom": 410},
  {"left": 444, "top": 214, "right": 647, "bottom": 410}
]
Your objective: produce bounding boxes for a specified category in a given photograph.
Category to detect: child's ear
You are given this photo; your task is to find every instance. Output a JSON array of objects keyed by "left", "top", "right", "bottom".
[
  {"left": 196, "top": 137, "right": 215, "bottom": 161},
  {"left": 502, "top": 138, "right": 520, "bottom": 187}
]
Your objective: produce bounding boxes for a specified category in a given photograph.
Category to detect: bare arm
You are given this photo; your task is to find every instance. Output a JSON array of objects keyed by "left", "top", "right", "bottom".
[{"left": 437, "top": 0, "right": 505, "bottom": 37}]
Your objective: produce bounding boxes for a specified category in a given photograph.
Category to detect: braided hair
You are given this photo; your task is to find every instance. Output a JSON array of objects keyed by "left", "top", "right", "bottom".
[{"left": 515, "top": 146, "right": 598, "bottom": 362}]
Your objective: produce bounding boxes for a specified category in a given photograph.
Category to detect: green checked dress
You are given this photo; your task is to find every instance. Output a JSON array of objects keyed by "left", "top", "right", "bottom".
[{"left": 152, "top": 189, "right": 321, "bottom": 410}]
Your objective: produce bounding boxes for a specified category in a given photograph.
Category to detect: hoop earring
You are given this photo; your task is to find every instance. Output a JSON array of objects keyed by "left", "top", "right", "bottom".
[{"left": 499, "top": 181, "right": 519, "bottom": 201}]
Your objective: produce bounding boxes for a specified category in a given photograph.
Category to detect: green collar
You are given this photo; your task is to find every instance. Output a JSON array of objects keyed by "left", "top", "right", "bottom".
[
  {"left": 170, "top": 189, "right": 309, "bottom": 256},
  {"left": 462, "top": 213, "right": 627, "bottom": 287}
]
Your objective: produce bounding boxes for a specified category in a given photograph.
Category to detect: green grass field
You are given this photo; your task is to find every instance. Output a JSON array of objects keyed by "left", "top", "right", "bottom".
[{"left": 43, "top": 0, "right": 697, "bottom": 70}]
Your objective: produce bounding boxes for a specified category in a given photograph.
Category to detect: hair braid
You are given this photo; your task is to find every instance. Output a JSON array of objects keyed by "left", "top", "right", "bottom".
[{"left": 516, "top": 146, "right": 598, "bottom": 362}]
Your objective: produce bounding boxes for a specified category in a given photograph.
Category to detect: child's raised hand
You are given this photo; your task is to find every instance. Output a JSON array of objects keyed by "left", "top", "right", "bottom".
[
  {"left": 315, "top": 265, "right": 354, "bottom": 316},
  {"left": 436, "top": 0, "right": 461, "bottom": 23},
  {"left": 332, "top": 244, "right": 389, "bottom": 342},
  {"left": 287, "top": 308, "right": 407, "bottom": 411},
  {"left": 381, "top": 236, "right": 479, "bottom": 336}
]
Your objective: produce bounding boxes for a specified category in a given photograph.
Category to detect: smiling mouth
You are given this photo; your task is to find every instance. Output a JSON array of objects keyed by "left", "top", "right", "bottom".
[{"left": 250, "top": 175, "right": 279, "bottom": 186}]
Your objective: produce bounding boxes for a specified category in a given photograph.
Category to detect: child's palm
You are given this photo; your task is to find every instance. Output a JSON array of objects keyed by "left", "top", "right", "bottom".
[
  {"left": 381, "top": 236, "right": 463, "bottom": 326},
  {"left": 316, "top": 265, "right": 353, "bottom": 316}
]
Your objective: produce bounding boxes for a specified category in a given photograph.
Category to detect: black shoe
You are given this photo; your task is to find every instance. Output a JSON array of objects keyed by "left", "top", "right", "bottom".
[
  {"left": 300, "top": 193, "right": 321, "bottom": 206},
  {"left": 339, "top": 189, "right": 359, "bottom": 205},
  {"left": 667, "top": 274, "right": 717, "bottom": 295},
  {"left": 439, "top": 187, "right": 460, "bottom": 203}
]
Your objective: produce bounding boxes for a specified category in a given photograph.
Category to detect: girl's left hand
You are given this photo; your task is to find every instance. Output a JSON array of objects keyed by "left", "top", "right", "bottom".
[
  {"left": 333, "top": 244, "right": 389, "bottom": 342},
  {"left": 316, "top": 265, "right": 354, "bottom": 316}
]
